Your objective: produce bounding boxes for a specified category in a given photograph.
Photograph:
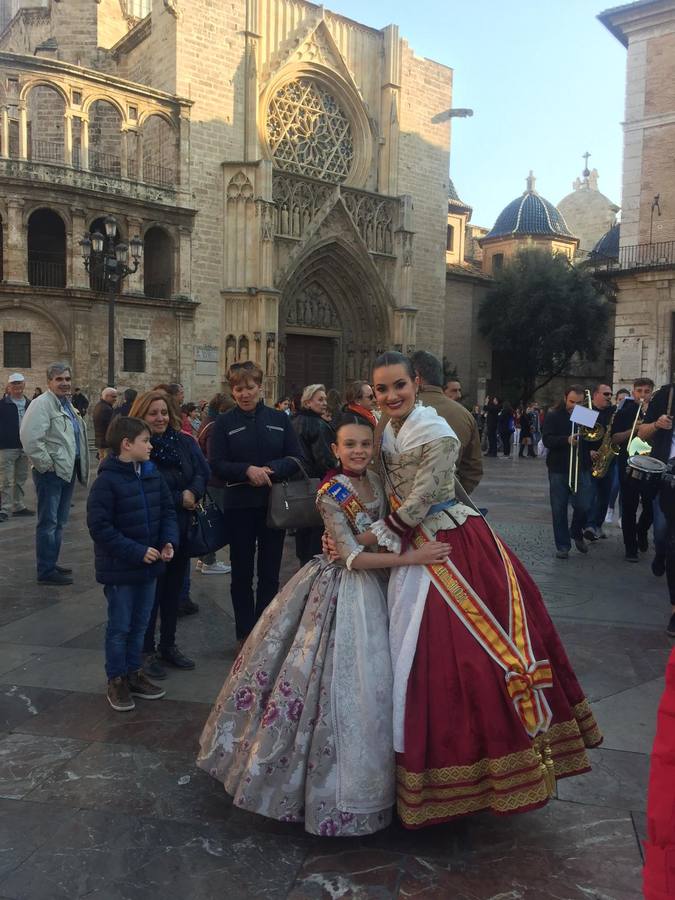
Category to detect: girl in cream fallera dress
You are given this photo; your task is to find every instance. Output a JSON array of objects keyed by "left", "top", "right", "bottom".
[
  {"left": 197, "top": 414, "right": 448, "bottom": 836},
  {"left": 368, "top": 352, "right": 602, "bottom": 829}
]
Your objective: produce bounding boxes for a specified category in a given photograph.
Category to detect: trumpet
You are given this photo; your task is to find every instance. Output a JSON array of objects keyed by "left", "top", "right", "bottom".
[{"left": 568, "top": 419, "right": 580, "bottom": 493}]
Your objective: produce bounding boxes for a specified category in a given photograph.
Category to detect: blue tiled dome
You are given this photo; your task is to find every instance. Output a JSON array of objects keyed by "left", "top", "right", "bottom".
[
  {"left": 590, "top": 223, "right": 620, "bottom": 259},
  {"left": 485, "top": 172, "right": 575, "bottom": 240}
]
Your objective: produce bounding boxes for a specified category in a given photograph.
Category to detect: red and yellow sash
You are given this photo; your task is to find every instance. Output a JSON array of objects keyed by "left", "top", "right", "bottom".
[
  {"left": 390, "top": 495, "right": 553, "bottom": 739},
  {"left": 317, "top": 478, "right": 371, "bottom": 535}
]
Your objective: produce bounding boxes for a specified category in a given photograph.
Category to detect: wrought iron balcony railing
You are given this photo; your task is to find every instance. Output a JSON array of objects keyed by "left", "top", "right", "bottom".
[
  {"left": 590, "top": 240, "right": 675, "bottom": 272},
  {"left": 28, "top": 258, "right": 66, "bottom": 288}
]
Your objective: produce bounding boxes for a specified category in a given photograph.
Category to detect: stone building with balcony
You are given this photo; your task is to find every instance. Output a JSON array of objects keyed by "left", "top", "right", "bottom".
[
  {"left": 599, "top": 0, "right": 675, "bottom": 387},
  {"left": 0, "top": 0, "right": 453, "bottom": 401}
]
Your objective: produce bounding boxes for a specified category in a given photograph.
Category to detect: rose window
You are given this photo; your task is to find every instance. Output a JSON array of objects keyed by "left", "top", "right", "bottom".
[{"left": 266, "top": 79, "right": 354, "bottom": 183}]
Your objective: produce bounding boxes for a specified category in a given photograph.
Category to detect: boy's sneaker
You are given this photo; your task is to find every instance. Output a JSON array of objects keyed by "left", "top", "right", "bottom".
[
  {"left": 201, "top": 561, "right": 231, "bottom": 575},
  {"left": 143, "top": 653, "right": 168, "bottom": 680},
  {"left": 107, "top": 676, "right": 135, "bottom": 711},
  {"left": 128, "top": 669, "right": 166, "bottom": 700}
]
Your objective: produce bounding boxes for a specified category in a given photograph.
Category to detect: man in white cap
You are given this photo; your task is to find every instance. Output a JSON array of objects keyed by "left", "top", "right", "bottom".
[{"left": 0, "top": 373, "right": 33, "bottom": 521}]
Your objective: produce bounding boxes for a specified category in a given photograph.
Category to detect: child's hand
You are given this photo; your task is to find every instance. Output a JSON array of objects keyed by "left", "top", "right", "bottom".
[
  {"left": 182, "top": 490, "right": 197, "bottom": 510},
  {"left": 322, "top": 531, "right": 339, "bottom": 561},
  {"left": 143, "top": 547, "right": 161, "bottom": 564},
  {"left": 410, "top": 541, "right": 448, "bottom": 566},
  {"left": 160, "top": 543, "right": 174, "bottom": 562}
]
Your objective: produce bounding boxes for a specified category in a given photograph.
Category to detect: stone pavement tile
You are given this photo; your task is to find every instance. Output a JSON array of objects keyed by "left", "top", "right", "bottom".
[
  {"left": 2, "top": 647, "right": 105, "bottom": 693},
  {"left": 0, "top": 797, "right": 74, "bottom": 882},
  {"left": 632, "top": 810, "right": 647, "bottom": 862},
  {"left": 0, "top": 600, "right": 105, "bottom": 647},
  {"left": 551, "top": 622, "right": 671, "bottom": 702},
  {"left": 289, "top": 800, "right": 642, "bottom": 899},
  {"left": 0, "top": 684, "right": 68, "bottom": 734},
  {"left": 18, "top": 691, "right": 211, "bottom": 754},
  {"left": 0, "top": 589, "right": 60, "bottom": 628},
  {"left": 592, "top": 676, "right": 664, "bottom": 754},
  {"left": 25, "top": 740, "right": 234, "bottom": 826},
  {"left": 0, "top": 733, "right": 87, "bottom": 799},
  {"left": 0, "top": 803, "right": 309, "bottom": 900},
  {"left": 556, "top": 747, "right": 650, "bottom": 812},
  {"left": 0, "top": 644, "right": 53, "bottom": 678}
]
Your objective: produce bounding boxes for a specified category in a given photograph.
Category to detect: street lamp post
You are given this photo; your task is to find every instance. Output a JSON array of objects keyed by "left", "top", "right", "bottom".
[{"left": 79, "top": 216, "right": 143, "bottom": 386}]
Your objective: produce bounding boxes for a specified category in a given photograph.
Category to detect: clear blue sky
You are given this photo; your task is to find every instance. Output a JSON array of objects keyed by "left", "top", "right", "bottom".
[{"left": 329, "top": 0, "right": 627, "bottom": 229}]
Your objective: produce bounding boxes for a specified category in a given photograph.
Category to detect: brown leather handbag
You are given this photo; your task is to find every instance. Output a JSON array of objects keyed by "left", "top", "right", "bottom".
[{"left": 266, "top": 457, "right": 323, "bottom": 530}]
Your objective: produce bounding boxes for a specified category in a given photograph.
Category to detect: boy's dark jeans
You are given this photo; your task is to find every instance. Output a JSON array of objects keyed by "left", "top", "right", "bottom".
[{"left": 104, "top": 581, "right": 157, "bottom": 679}]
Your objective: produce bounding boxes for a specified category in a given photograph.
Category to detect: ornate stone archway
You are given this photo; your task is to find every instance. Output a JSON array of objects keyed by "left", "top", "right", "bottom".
[{"left": 278, "top": 238, "right": 390, "bottom": 394}]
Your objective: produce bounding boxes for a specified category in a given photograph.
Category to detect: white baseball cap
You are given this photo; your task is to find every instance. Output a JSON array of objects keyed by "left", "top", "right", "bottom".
[{"left": 8, "top": 373, "right": 25, "bottom": 383}]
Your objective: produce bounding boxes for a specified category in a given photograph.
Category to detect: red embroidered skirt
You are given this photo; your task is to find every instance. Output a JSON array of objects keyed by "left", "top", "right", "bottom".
[{"left": 397, "top": 516, "right": 602, "bottom": 829}]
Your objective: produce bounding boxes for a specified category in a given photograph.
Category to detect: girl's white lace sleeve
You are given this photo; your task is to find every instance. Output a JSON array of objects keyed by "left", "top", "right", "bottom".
[
  {"left": 371, "top": 518, "right": 402, "bottom": 554},
  {"left": 345, "top": 546, "right": 364, "bottom": 571}
]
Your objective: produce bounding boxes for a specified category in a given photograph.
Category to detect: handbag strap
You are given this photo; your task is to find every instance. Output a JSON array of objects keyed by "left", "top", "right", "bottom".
[{"left": 286, "top": 456, "right": 312, "bottom": 481}]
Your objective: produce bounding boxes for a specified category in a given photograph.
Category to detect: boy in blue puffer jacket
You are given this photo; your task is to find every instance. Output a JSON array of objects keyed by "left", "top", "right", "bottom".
[{"left": 87, "top": 417, "right": 179, "bottom": 711}]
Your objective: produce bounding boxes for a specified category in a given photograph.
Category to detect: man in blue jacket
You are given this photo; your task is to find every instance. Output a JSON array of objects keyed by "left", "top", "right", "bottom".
[{"left": 87, "top": 416, "right": 179, "bottom": 712}]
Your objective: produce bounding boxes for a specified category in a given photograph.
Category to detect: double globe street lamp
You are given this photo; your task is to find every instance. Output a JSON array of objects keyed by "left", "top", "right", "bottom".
[{"left": 79, "top": 216, "right": 143, "bottom": 385}]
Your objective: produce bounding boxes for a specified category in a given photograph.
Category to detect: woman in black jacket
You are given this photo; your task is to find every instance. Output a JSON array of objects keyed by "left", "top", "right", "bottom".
[
  {"left": 292, "top": 384, "right": 337, "bottom": 565},
  {"left": 498, "top": 401, "right": 515, "bottom": 458},
  {"left": 209, "top": 362, "right": 303, "bottom": 647},
  {"left": 130, "top": 390, "right": 210, "bottom": 678}
]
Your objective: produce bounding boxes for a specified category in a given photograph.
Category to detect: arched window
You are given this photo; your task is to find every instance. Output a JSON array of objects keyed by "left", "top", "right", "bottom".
[
  {"left": 88, "top": 216, "right": 125, "bottom": 292},
  {"left": 446, "top": 224, "right": 455, "bottom": 253},
  {"left": 140, "top": 115, "right": 177, "bottom": 186},
  {"left": 88, "top": 100, "right": 123, "bottom": 176},
  {"left": 27, "top": 209, "right": 66, "bottom": 288},
  {"left": 27, "top": 83, "right": 66, "bottom": 164},
  {"left": 492, "top": 253, "right": 504, "bottom": 274},
  {"left": 143, "top": 226, "right": 173, "bottom": 298}
]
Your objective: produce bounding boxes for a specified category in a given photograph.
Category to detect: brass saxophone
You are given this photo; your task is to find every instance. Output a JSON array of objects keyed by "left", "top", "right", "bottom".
[{"left": 591, "top": 409, "right": 620, "bottom": 479}]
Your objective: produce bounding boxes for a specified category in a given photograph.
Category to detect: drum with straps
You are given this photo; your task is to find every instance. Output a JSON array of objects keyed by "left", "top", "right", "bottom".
[{"left": 626, "top": 455, "right": 667, "bottom": 483}]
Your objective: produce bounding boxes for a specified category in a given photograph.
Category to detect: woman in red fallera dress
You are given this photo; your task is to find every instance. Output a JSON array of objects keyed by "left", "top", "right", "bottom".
[
  {"left": 643, "top": 647, "right": 675, "bottom": 900},
  {"left": 361, "top": 351, "right": 603, "bottom": 829}
]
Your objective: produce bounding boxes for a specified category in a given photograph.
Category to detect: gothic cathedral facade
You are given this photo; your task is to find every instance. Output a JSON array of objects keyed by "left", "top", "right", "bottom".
[{"left": 0, "top": 0, "right": 453, "bottom": 401}]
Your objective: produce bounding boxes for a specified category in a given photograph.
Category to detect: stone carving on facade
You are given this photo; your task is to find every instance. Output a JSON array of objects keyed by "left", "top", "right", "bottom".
[
  {"left": 238, "top": 335, "right": 249, "bottom": 361},
  {"left": 259, "top": 200, "right": 274, "bottom": 241},
  {"left": 225, "top": 335, "right": 236, "bottom": 370},
  {"left": 266, "top": 333, "right": 277, "bottom": 376},
  {"left": 286, "top": 282, "right": 339, "bottom": 330},
  {"left": 163, "top": 0, "right": 180, "bottom": 17},
  {"left": 272, "top": 171, "right": 333, "bottom": 238},
  {"left": 401, "top": 230, "right": 414, "bottom": 267},
  {"left": 342, "top": 189, "right": 395, "bottom": 254},
  {"left": 227, "top": 170, "right": 254, "bottom": 202},
  {"left": 266, "top": 78, "right": 354, "bottom": 183}
]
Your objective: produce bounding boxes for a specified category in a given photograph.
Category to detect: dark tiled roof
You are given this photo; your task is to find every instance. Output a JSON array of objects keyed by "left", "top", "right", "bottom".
[
  {"left": 484, "top": 173, "right": 575, "bottom": 241},
  {"left": 590, "top": 222, "right": 620, "bottom": 259},
  {"left": 448, "top": 178, "right": 472, "bottom": 213},
  {"left": 446, "top": 262, "right": 492, "bottom": 282}
]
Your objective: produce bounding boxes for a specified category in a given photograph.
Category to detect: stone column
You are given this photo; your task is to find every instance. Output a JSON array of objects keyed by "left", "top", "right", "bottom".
[
  {"left": 120, "top": 127, "right": 128, "bottom": 179},
  {"left": 6, "top": 197, "right": 27, "bottom": 283},
  {"left": 178, "top": 226, "right": 191, "bottom": 296},
  {"left": 80, "top": 116, "right": 89, "bottom": 170},
  {"left": 126, "top": 216, "right": 143, "bottom": 294},
  {"left": 1, "top": 107, "right": 9, "bottom": 158},
  {"left": 63, "top": 111, "right": 73, "bottom": 166},
  {"left": 18, "top": 102, "right": 27, "bottom": 160},
  {"left": 71, "top": 207, "right": 90, "bottom": 289},
  {"left": 136, "top": 131, "right": 144, "bottom": 182}
]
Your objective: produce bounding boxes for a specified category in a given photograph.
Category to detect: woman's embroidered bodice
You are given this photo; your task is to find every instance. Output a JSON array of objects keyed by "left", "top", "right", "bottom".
[{"left": 373, "top": 406, "right": 480, "bottom": 552}]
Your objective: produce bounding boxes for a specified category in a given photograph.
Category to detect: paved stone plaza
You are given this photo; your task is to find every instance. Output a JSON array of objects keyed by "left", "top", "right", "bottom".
[{"left": 0, "top": 455, "right": 669, "bottom": 899}]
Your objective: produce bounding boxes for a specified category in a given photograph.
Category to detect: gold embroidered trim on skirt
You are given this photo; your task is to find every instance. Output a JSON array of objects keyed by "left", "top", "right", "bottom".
[{"left": 397, "top": 782, "right": 551, "bottom": 825}]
